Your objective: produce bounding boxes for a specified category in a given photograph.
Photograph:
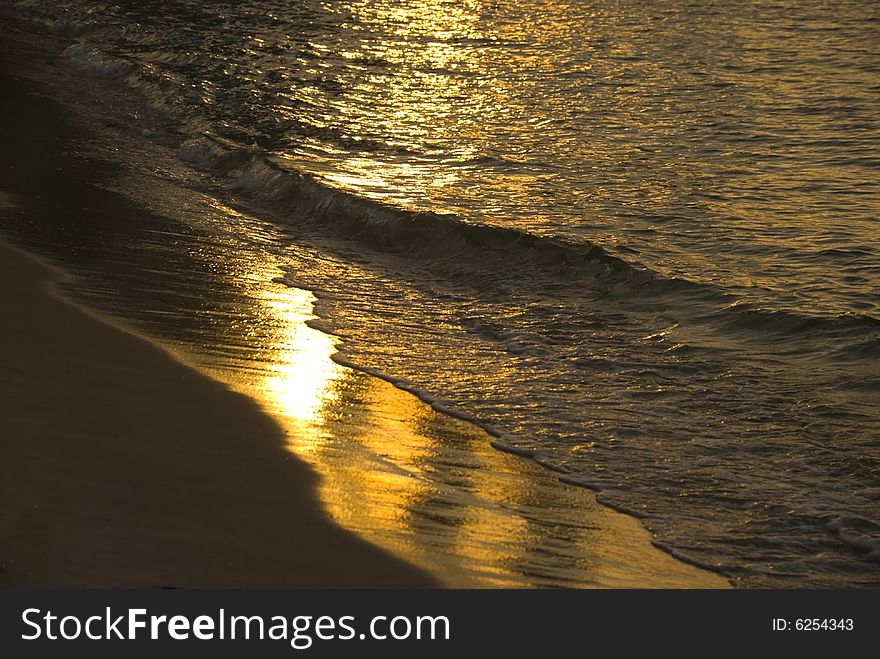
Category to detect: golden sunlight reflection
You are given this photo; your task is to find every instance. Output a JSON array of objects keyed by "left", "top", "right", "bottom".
[
  {"left": 259, "top": 288, "right": 344, "bottom": 449},
  {"left": 224, "top": 265, "right": 726, "bottom": 588},
  {"left": 279, "top": 0, "right": 590, "bottom": 225},
  {"left": 280, "top": 0, "right": 490, "bottom": 215},
  {"left": 166, "top": 196, "right": 727, "bottom": 588}
]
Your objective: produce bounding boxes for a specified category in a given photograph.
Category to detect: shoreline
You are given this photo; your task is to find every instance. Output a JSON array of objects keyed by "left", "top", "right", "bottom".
[
  {"left": 0, "top": 235, "right": 728, "bottom": 589},
  {"left": 0, "top": 24, "right": 729, "bottom": 588},
  {"left": 0, "top": 239, "right": 437, "bottom": 587}
]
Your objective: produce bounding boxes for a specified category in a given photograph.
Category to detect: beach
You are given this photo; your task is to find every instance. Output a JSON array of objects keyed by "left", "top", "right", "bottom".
[
  {"left": 4, "top": 0, "right": 876, "bottom": 589},
  {"left": 0, "top": 32, "right": 727, "bottom": 588},
  {"left": 0, "top": 239, "right": 436, "bottom": 587},
  {"left": 0, "top": 243, "right": 717, "bottom": 588}
]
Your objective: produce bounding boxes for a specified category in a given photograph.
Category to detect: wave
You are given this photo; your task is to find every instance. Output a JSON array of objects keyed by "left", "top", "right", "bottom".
[
  {"left": 56, "top": 36, "right": 660, "bottom": 298},
  {"left": 180, "top": 131, "right": 880, "bottom": 351},
  {"left": 20, "top": 5, "right": 879, "bottom": 588},
  {"left": 61, "top": 37, "right": 879, "bottom": 351},
  {"left": 178, "top": 135, "right": 638, "bottom": 284},
  {"left": 704, "top": 302, "right": 880, "bottom": 338}
]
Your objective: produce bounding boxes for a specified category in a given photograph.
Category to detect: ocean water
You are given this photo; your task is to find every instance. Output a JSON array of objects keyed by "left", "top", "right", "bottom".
[{"left": 7, "top": 0, "right": 880, "bottom": 586}]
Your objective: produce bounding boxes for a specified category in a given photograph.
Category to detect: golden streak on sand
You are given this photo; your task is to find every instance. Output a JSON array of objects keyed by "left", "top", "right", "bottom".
[
  {"left": 0, "top": 240, "right": 433, "bottom": 587},
  {"left": 225, "top": 260, "right": 728, "bottom": 588},
  {"left": 261, "top": 288, "right": 344, "bottom": 441}
]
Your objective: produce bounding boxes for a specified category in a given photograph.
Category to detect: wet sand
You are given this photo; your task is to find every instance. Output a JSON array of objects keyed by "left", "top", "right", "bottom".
[
  {"left": 0, "top": 240, "right": 435, "bottom": 587},
  {"left": 0, "top": 27, "right": 728, "bottom": 588},
  {"left": 0, "top": 238, "right": 727, "bottom": 589}
]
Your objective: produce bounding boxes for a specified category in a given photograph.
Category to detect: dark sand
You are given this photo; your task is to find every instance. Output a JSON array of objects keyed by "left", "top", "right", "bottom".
[
  {"left": 0, "top": 39, "right": 435, "bottom": 588},
  {"left": 0, "top": 240, "right": 435, "bottom": 587}
]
